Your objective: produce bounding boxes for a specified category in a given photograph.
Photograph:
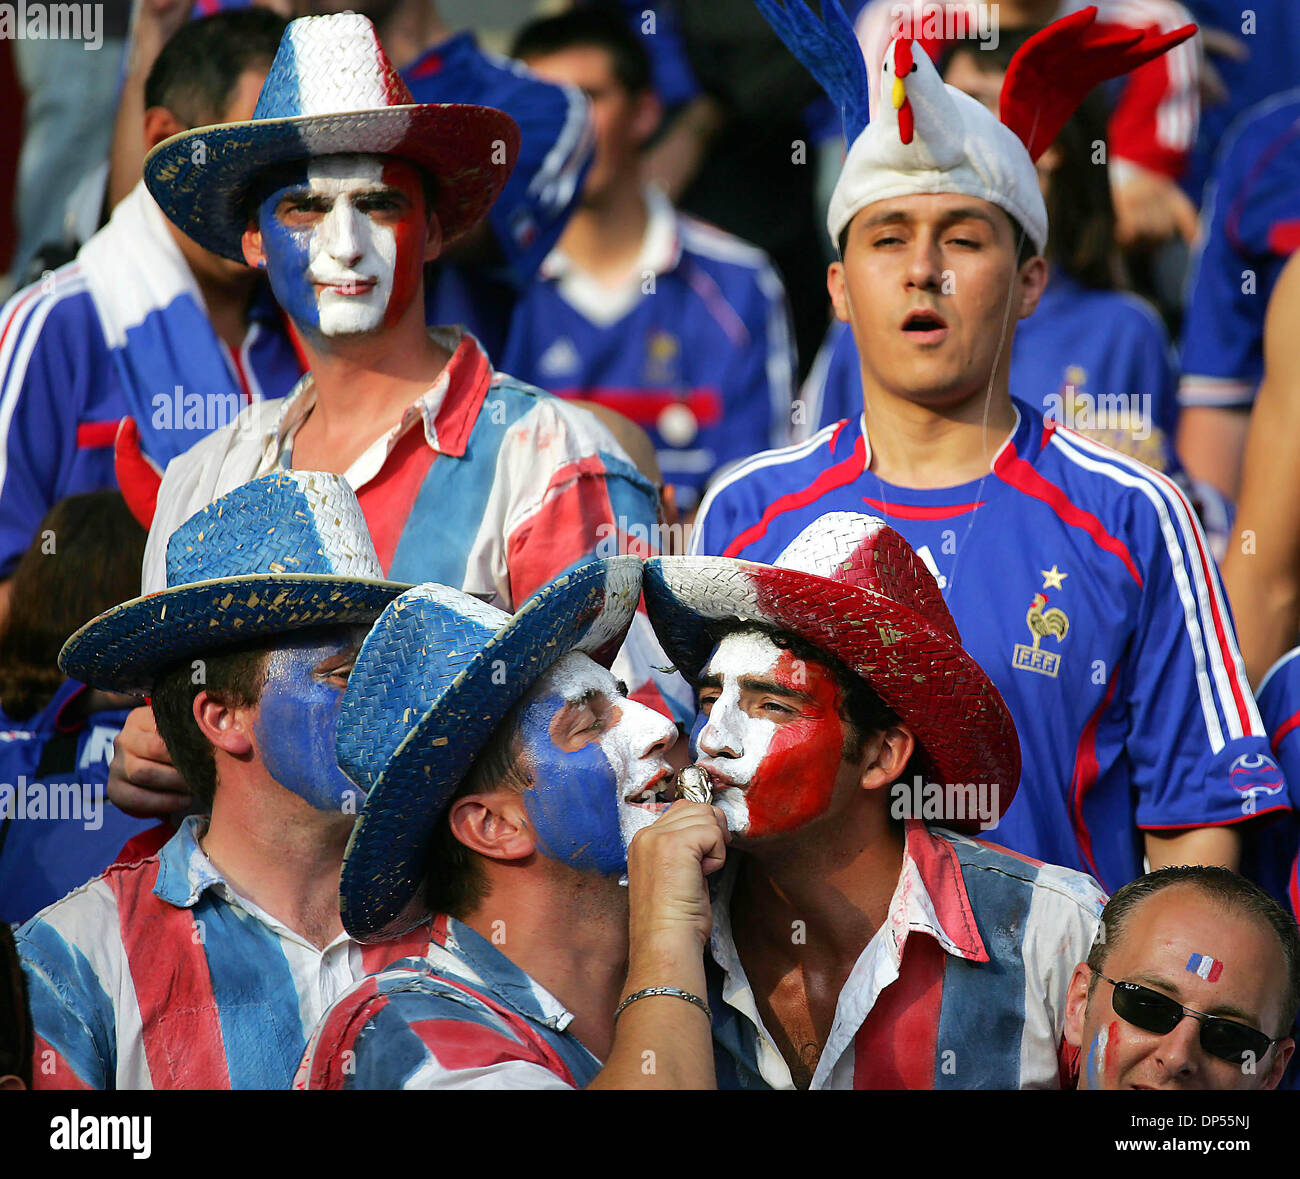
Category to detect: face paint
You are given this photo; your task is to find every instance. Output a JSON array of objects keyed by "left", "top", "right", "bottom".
[
  {"left": 1084, "top": 1021, "right": 1111, "bottom": 1091},
  {"left": 693, "top": 630, "right": 848, "bottom": 839},
  {"left": 516, "top": 653, "right": 676, "bottom": 875},
  {"left": 254, "top": 628, "right": 366, "bottom": 812},
  {"left": 256, "top": 154, "right": 427, "bottom": 338},
  {"left": 1186, "top": 953, "right": 1224, "bottom": 982}
]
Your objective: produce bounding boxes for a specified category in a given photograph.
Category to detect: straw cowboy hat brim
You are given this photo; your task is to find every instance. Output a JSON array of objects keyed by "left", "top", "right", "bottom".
[
  {"left": 59, "top": 572, "right": 408, "bottom": 696},
  {"left": 339, "top": 559, "right": 642, "bottom": 943},
  {"left": 145, "top": 103, "right": 520, "bottom": 264},
  {"left": 643, "top": 555, "right": 1020, "bottom": 828}
]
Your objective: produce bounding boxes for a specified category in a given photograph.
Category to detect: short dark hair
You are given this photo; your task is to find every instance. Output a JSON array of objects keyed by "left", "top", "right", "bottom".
[
  {"left": 1086, "top": 865, "right": 1300, "bottom": 1038},
  {"left": 511, "top": 6, "right": 653, "bottom": 95},
  {"left": 422, "top": 692, "right": 535, "bottom": 919},
  {"left": 150, "top": 641, "right": 272, "bottom": 809},
  {"left": 145, "top": 7, "right": 286, "bottom": 128},
  {"left": 0, "top": 492, "right": 146, "bottom": 720}
]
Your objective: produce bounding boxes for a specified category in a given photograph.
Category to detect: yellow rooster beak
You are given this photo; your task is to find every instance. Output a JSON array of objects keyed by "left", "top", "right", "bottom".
[{"left": 892, "top": 75, "right": 906, "bottom": 110}]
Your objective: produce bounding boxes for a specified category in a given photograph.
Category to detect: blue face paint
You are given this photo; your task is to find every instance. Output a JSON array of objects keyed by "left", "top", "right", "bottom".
[
  {"left": 517, "top": 688, "right": 627, "bottom": 876},
  {"left": 257, "top": 165, "right": 320, "bottom": 331},
  {"left": 255, "top": 628, "right": 365, "bottom": 813},
  {"left": 689, "top": 711, "right": 707, "bottom": 760}
]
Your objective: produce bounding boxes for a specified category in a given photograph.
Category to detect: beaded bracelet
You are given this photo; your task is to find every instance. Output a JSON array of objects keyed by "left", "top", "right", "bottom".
[{"left": 614, "top": 986, "right": 712, "bottom": 1021}]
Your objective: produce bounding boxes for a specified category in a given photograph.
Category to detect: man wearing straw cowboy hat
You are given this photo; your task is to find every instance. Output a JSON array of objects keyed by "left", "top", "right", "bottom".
[
  {"left": 692, "top": 2, "right": 1279, "bottom": 893},
  {"left": 110, "top": 10, "right": 686, "bottom": 821},
  {"left": 643, "top": 511, "right": 1106, "bottom": 1089},
  {"left": 14, "top": 471, "right": 434, "bottom": 1090},
  {"left": 296, "top": 563, "right": 727, "bottom": 1089}
]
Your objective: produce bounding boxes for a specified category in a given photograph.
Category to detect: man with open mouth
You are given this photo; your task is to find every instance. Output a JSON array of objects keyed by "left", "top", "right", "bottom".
[
  {"left": 644, "top": 511, "right": 1105, "bottom": 1089},
  {"left": 296, "top": 558, "right": 725, "bottom": 1089},
  {"left": 690, "top": 2, "right": 1282, "bottom": 896}
]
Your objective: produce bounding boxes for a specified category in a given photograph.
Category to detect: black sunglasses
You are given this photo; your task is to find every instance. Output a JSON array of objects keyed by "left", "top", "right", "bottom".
[{"left": 1097, "top": 974, "right": 1279, "bottom": 1066}]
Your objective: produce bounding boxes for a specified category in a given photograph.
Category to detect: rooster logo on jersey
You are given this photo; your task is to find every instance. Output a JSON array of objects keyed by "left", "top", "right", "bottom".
[{"left": 1013, "top": 591, "right": 1070, "bottom": 677}]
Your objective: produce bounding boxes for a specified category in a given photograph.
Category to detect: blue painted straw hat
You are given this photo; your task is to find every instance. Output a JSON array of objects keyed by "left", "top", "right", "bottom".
[
  {"left": 59, "top": 471, "right": 409, "bottom": 695},
  {"left": 144, "top": 12, "right": 520, "bottom": 263},
  {"left": 338, "top": 557, "right": 643, "bottom": 942}
]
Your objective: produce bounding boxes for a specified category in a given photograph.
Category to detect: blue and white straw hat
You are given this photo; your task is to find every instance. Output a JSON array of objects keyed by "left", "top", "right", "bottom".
[
  {"left": 59, "top": 471, "right": 409, "bottom": 695},
  {"left": 337, "top": 558, "right": 643, "bottom": 942},
  {"left": 144, "top": 12, "right": 520, "bottom": 262}
]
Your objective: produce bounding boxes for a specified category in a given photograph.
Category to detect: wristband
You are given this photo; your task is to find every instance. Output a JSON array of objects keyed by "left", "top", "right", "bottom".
[{"left": 614, "top": 986, "right": 711, "bottom": 1022}]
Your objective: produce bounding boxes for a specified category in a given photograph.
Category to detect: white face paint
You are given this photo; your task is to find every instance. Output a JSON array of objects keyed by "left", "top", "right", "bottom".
[
  {"left": 305, "top": 156, "right": 398, "bottom": 337},
  {"left": 692, "top": 631, "right": 787, "bottom": 834},
  {"left": 519, "top": 652, "right": 677, "bottom": 874}
]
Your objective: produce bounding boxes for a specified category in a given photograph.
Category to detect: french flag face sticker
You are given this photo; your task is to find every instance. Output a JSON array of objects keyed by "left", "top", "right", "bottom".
[
  {"left": 1186, "top": 952, "right": 1224, "bottom": 982},
  {"left": 254, "top": 154, "right": 428, "bottom": 338}
]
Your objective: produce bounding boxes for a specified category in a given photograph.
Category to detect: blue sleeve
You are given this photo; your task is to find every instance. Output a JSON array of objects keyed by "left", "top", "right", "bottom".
[
  {"left": 17, "top": 918, "right": 115, "bottom": 1089},
  {"left": 1125, "top": 480, "right": 1288, "bottom": 829},
  {"left": 1178, "top": 137, "right": 1264, "bottom": 405},
  {"left": 0, "top": 287, "right": 86, "bottom": 576},
  {"left": 714, "top": 261, "right": 795, "bottom": 466}
]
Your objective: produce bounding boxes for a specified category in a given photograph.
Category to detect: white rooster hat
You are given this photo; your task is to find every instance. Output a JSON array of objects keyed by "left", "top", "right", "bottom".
[{"left": 755, "top": 2, "right": 1194, "bottom": 255}]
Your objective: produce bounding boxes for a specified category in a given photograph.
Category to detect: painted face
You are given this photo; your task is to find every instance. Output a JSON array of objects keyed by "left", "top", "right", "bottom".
[
  {"left": 692, "top": 630, "right": 849, "bottom": 839},
  {"left": 254, "top": 626, "right": 368, "bottom": 813},
  {"left": 515, "top": 652, "right": 677, "bottom": 875},
  {"left": 1069, "top": 887, "right": 1294, "bottom": 1090},
  {"left": 254, "top": 154, "right": 427, "bottom": 337}
]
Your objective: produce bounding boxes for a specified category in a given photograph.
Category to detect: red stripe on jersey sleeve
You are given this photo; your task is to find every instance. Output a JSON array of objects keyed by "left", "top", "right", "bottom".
[
  {"left": 993, "top": 443, "right": 1143, "bottom": 588},
  {"left": 722, "top": 431, "right": 868, "bottom": 558},
  {"left": 1272, "top": 709, "right": 1300, "bottom": 753}
]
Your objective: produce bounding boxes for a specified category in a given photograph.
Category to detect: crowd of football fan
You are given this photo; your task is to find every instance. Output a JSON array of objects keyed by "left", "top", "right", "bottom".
[{"left": 2, "top": 0, "right": 1300, "bottom": 1093}]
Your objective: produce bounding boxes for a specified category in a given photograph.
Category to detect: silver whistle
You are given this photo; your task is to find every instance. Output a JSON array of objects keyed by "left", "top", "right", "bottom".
[{"left": 675, "top": 765, "right": 713, "bottom": 805}]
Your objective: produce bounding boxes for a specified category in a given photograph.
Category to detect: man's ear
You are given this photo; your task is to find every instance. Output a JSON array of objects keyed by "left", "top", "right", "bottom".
[
  {"left": 241, "top": 223, "right": 267, "bottom": 270},
  {"left": 192, "top": 691, "right": 255, "bottom": 757},
  {"left": 143, "top": 106, "right": 187, "bottom": 153},
  {"left": 448, "top": 790, "right": 535, "bottom": 864},
  {"left": 828, "top": 259, "right": 851, "bottom": 325},
  {"left": 1064, "top": 961, "right": 1092, "bottom": 1052},
  {"left": 1263, "top": 1037, "right": 1294, "bottom": 1090},
  {"left": 858, "top": 724, "right": 914, "bottom": 793},
  {"left": 1016, "top": 254, "right": 1049, "bottom": 321},
  {"left": 632, "top": 88, "right": 663, "bottom": 148},
  {"left": 423, "top": 212, "right": 443, "bottom": 264}
]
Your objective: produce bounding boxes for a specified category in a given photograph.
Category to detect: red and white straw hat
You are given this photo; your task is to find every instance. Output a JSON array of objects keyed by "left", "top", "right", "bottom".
[{"left": 644, "top": 512, "right": 1020, "bottom": 823}]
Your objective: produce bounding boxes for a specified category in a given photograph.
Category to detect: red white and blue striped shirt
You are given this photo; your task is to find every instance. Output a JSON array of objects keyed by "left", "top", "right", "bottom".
[
  {"left": 692, "top": 400, "right": 1286, "bottom": 891},
  {"left": 16, "top": 816, "right": 430, "bottom": 1089},
  {"left": 295, "top": 913, "right": 601, "bottom": 1090},
  {"left": 710, "top": 821, "right": 1105, "bottom": 1089},
  {"left": 141, "top": 329, "right": 694, "bottom": 725}
]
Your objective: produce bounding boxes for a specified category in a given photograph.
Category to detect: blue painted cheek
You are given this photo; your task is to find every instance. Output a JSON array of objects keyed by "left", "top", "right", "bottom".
[
  {"left": 256, "top": 651, "right": 360, "bottom": 812},
  {"left": 258, "top": 185, "right": 318, "bottom": 331},
  {"left": 518, "top": 692, "right": 626, "bottom": 876}
]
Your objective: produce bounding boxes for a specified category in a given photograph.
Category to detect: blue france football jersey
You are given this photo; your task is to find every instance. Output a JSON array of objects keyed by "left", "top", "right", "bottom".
[
  {"left": 1180, "top": 90, "right": 1300, "bottom": 411},
  {"left": 501, "top": 190, "right": 795, "bottom": 511},
  {"left": 404, "top": 31, "right": 593, "bottom": 360},
  {"left": 1250, "top": 649, "right": 1300, "bottom": 916},
  {"left": 693, "top": 400, "right": 1283, "bottom": 891},
  {"left": 803, "top": 270, "right": 1179, "bottom": 474}
]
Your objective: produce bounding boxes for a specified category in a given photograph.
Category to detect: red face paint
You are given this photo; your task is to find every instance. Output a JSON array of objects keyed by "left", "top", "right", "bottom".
[
  {"left": 380, "top": 160, "right": 429, "bottom": 329},
  {"left": 742, "top": 650, "right": 848, "bottom": 837}
]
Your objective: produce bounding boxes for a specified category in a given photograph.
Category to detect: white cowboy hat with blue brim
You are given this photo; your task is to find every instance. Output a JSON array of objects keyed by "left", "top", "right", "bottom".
[
  {"left": 144, "top": 12, "right": 521, "bottom": 263},
  {"left": 337, "top": 558, "right": 643, "bottom": 943},
  {"left": 59, "top": 470, "right": 409, "bottom": 695}
]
